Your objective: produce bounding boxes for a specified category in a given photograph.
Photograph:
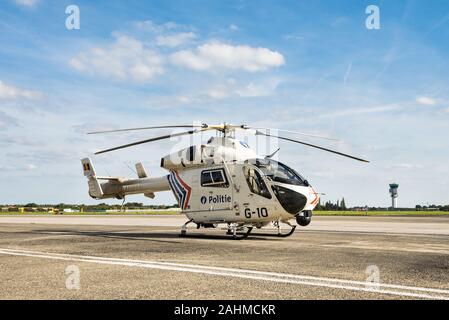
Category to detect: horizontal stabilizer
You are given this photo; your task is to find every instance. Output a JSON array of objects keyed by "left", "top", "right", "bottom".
[{"left": 135, "top": 162, "right": 148, "bottom": 178}]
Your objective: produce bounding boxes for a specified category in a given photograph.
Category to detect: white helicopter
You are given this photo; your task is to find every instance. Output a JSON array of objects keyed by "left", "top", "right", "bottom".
[{"left": 82, "top": 123, "right": 368, "bottom": 239}]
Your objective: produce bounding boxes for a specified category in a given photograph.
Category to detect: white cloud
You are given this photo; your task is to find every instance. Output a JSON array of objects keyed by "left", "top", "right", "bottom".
[
  {"left": 331, "top": 16, "right": 349, "bottom": 28},
  {"left": 170, "top": 42, "right": 285, "bottom": 72},
  {"left": 0, "top": 81, "right": 42, "bottom": 100},
  {"left": 71, "top": 122, "right": 121, "bottom": 134},
  {"left": 283, "top": 34, "right": 305, "bottom": 41},
  {"left": 320, "top": 104, "right": 401, "bottom": 118},
  {"left": 207, "top": 86, "right": 229, "bottom": 99},
  {"left": 389, "top": 163, "right": 423, "bottom": 169},
  {"left": 0, "top": 163, "right": 37, "bottom": 172},
  {"left": 343, "top": 62, "right": 352, "bottom": 85},
  {"left": 25, "top": 164, "right": 37, "bottom": 170},
  {"left": 156, "top": 32, "right": 196, "bottom": 48},
  {"left": 133, "top": 20, "right": 180, "bottom": 33},
  {"left": 235, "top": 79, "right": 281, "bottom": 97},
  {"left": 176, "top": 96, "right": 191, "bottom": 103},
  {"left": 69, "top": 22, "right": 284, "bottom": 82},
  {"left": 229, "top": 24, "right": 239, "bottom": 31},
  {"left": 416, "top": 96, "right": 437, "bottom": 106},
  {"left": 205, "top": 78, "right": 280, "bottom": 100},
  {"left": 14, "top": 0, "right": 38, "bottom": 7},
  {"left": 69, "top": 35, "right": 164, "bottom": 82},
  {"left": 0, "top": 135, "right": 40, "bottom": 146},
  {"left": 443, "top": 107, "right": 449, "bottom": 113},
  {"left": 173, "top": 78, "right": 281, "bottom": 103},
  {"left": 0, "top": 111, "right": 18, "bottom": 130}
]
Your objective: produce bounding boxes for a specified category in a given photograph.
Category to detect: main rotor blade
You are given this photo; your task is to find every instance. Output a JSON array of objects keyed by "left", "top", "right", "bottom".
[
  {"left": 246, "top": 126, "right": 339, "bottom": 141},
  {"left": 88, "top": 124, "right": 206, "bottom": 134},
  {"left": 256, "top": 131, "right": 369, "bottom": 163},
  {"left": 95, "top": 129, "right": 202, "bottom": 155}
]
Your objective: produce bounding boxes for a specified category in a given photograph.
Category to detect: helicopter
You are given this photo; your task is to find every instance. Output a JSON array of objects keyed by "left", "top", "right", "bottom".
[{"left": 81, "top": 123, "right": 369, "bottom": 239}]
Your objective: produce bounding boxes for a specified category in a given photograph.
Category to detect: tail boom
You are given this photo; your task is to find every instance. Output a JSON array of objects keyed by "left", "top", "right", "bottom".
[{"left": 81, "top": 158, "right": 170, "bottom": 200}]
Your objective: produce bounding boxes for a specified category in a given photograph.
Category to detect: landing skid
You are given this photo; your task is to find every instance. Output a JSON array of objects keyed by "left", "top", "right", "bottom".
[
  {"left": 179, "top": 220, "right": 296, "bottom": 239},
  {"left": 226, "top": 226, "right": 253, "bottom": 240},
  {"left": 179, "top": 220, "right": 253, "bottom": 240},
  {"left": 250, "top": 225, "right": 296, "bottom": 238}
]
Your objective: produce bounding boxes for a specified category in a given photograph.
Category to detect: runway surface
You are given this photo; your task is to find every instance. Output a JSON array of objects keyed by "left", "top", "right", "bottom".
[{"left": 0, "top": 215, "right": 448, "bottom": 299}]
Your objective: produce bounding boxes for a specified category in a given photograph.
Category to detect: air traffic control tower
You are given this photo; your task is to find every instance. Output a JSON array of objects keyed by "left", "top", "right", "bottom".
[{"left": 389, "top": 183, "right": 399, "bottom": 208}]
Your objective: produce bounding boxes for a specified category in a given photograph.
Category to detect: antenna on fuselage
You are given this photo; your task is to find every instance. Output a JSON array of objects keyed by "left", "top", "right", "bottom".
[{"left": 266, "top": 148, "right": 280, "bottom": 159}]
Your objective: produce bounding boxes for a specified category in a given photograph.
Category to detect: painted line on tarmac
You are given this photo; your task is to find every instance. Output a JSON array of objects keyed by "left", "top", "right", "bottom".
[{"left": 1, "top": 248, "right": 449, "bottom": 300}]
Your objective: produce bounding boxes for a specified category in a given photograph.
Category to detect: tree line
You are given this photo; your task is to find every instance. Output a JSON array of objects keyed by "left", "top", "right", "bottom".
[{"left": 315, "top": 198, "right": 347, "bottom": 211}]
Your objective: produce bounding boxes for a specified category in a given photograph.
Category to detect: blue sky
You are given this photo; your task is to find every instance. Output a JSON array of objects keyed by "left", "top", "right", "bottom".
[{"left": 1, "top": 0, "right": 448, "bottom": 207}]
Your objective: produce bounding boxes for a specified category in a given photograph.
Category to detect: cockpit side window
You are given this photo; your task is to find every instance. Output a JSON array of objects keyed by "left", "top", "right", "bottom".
[{"left": 243, "top": 166, "right": 272, "bottom": 199}]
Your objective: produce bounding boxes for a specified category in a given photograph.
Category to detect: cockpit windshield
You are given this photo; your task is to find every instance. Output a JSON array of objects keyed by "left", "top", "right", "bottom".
[{"left": 246, "top": 158, "right": 309, "bottom": 187}]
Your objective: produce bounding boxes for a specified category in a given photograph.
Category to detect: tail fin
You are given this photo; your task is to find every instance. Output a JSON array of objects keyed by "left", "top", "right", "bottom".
[
  {"left": 82, "top": 158, "right": 96, "bottom": 177},
  {"left": 81, "top": 158, "right": 104, "bottom": 199}
]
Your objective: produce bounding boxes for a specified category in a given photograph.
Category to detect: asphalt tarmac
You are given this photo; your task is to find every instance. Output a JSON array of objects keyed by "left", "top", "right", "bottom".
[{"left": 0, "top": 215, "right": 448, "bottom": 299}]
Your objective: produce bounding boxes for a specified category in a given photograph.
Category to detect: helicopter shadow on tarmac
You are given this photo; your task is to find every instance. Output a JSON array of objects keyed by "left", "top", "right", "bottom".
[{"left": 25, "top": 228, "right": 276, "bottom": 243}]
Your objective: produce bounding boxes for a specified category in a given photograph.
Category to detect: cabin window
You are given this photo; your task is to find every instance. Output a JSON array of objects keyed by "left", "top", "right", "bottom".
[
  {"left": 201, "top": 168, "right": 229, "bottom": 188},
  {"left": 243, "top": 166, "right": 272, "bottom": 199}
]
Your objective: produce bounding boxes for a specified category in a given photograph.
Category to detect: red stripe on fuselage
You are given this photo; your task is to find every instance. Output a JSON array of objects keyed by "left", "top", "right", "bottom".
[
  {"left": 174, "top": 170, "right": 191, "bottom": 210},
  {"left": 310, "top": 187, "right": 319, "bottom": 206}
]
